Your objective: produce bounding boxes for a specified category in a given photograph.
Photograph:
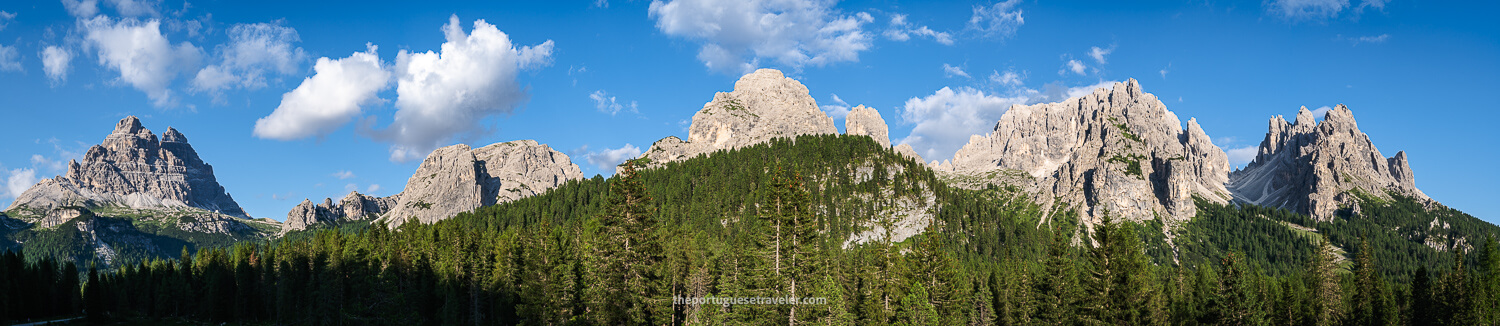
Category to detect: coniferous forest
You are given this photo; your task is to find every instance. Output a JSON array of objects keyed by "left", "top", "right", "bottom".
[{"left": 2, "top": 135, "right": 1498, "bottom": 325}]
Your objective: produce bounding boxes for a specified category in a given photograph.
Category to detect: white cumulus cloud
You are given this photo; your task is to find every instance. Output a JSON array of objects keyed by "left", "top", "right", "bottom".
[
  {"left": 192, "top": 22, "right": 308, "bottom": 95},
  {"left": 332, "top": 170, "right": 356, "bottom": 179},
  {"left": 648, "top": 0, "right": 874, "bottom": 74},
  {"left": 899, "top": 81, "right": 1118, "bottom": 162},
  {"left": 590, "top": 90, "right": 638, "bottom": 116},
  {"left": 255, "top": 16, "right": 552, "bottom": 163},
  {"left": 3, "top": 168, "right": 37, "bottom": 201},
  {"left": 969, "top": 0, "right": 1024, "bottom": 39},
  {"left": 380, "top": 15, "right": 554, "bottom": 162},
  {"left": 585, "top": 143, "right": 642, "bottom": 170},
  {"left": 82, "top": 16, "right": 204, "bottom": 107},
  {"left": 898, "top": 87, "right": 1028, "bottom": 162},
  {"left": 41, "top": 46, "right": 74, "bottom": 84},
  {"left": 253, "top": 45, "right": 390, "bottom": 140}
]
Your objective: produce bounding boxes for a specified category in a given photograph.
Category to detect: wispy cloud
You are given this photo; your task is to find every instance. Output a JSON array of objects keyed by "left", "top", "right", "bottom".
[
  {"left": 332, "top": 170, "right": 356, "bottom": 179},
  {"left": 1064, "top": 59, "right": 1086, "bottom": 76},
  {"left": 942, "top": 64, "right": 970, "bottom": 78},
  {"left": 969, "top": 0, "right": 1025, "bottom": 39},
  {"left": 590, "top": 90, "right": 638, "bottom": 116},
  {"left": 1227, "top": 146, "right": 1258, "bottom": 168},
  {"left": 1088, "top": 45, "right": 1115, "bottom": 64},
  {"left": 884, "top": 13, "right": 954, "bottom": 45},
  {"left": 820, "top": 94, "right": 852, "bottom": 120},
  {"left": 584, "top": 144, "right": 642, "bottom": 170}
]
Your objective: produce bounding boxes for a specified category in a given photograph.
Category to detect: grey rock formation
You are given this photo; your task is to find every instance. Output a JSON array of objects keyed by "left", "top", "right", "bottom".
[
  {"left": 895, "top": 143, "right": 923, "bottom": 163},
  {"left": 643, "top": 69, "right": 838, "bottom": 165},
  {"left": 381, "top": 140, "right": 585, "bottom": 226},
  {"left": 844, "top": 105, "right": 890, "bottom": 148},
  {"left": 1227, "top": 104, "right": 1429, "bottom": 220},
  {"left": 282, "top": 191, "right": 399, "bottom": 233},
  {"left": 6, "top": 116, "right": 249, "bottom": 219},
  {"left": 939, "top": 79, "right": 1231, "bottom": 226}
]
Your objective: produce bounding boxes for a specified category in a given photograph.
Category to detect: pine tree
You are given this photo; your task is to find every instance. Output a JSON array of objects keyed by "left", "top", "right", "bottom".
[
  {"left": 1035, "top": 226, "right": 1077, "bottom": 325},
  {"left": 1409, "top": 266, "right": 1435, "bottom": 326},
  {"left": 1306, "top": 239, "right": 1342, "bottom": 326},
  {"left": 591, "top": 159, "right": 664, "bottom": 325}
]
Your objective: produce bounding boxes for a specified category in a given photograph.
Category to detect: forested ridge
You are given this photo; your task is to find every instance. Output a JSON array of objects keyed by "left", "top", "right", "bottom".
[{"left": 2, "top": 135, "right": 1498, "bottom": 325}]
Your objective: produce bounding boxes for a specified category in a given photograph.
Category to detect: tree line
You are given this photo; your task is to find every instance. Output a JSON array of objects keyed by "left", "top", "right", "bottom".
[{"left": 4, "top": 135, "right": 1497, "bottom": 325}]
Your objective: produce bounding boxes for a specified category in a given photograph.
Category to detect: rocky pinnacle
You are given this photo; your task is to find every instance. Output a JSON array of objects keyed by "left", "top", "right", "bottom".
[
  {"left": 6, "top": 116, "right": 249, "bottom": 218},
  {"left": 939, "top": 79, "right": 1232, "bottom": 226},
  {"left": 1228, "top": 104, "right": 1429, "bottom": 220}
]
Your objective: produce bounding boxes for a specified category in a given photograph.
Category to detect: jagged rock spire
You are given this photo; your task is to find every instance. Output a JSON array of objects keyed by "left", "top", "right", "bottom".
[
  {"left": 1228, "top": 104, "right": 1429, "bottom": 220},
  {"left": 6, "top": 116, "right": 248, "bottom": 218}
]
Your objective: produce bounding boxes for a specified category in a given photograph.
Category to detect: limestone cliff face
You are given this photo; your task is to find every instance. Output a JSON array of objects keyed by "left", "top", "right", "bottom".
[
  {"left": 1228, "top": 105, "right": 1429, "bottom": 220},
  {"left": 6, "top": 116, "right": 249, "bottom": 219},
  {"left": 844, "top": 105, "right": 891, "bottom": 148},
  {"left": 939, "top": 79, "right": 1231, "bottom": 226},
  {"left": 282, "top": 191, "right": 398, "bottom": 233},
  {"left": 380, "top": 140, "right": 585, "bottom": 226},
  {"left": 643, "top": 69, "right": 838, "bottom": 164}
]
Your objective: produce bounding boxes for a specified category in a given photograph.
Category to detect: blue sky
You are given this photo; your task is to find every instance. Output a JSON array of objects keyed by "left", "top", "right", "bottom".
[{"left": 0, "top": 0, "right": 1495, "bottom": 222}]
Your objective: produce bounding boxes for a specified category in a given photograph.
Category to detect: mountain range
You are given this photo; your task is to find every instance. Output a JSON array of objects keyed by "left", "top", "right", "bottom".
[{"left": 0, "top": 68, "right": 1478, "bottom": 267}]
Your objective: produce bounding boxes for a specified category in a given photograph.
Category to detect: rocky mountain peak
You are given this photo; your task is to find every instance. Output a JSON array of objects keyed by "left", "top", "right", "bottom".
[
  {"left": 162, "top": 127, "right": 187, "bottom": 143},
  {"left": 844, "top": 105, "right": 891, "bottom": 148},
  {"left": 6, "top": 117, "right": 248, "bottom": 219},
  {"left": 114, "top": 115, "right": 145, "bottom": 134},
  {"left": 642, "top": 68, "right": 838, "bottom": 165},
  {"left": 939, "top": 79, "right": 1230, "bottom": 226},
  {"left": 379, "top": 140, "right": 585, "bottom": 227},
  {"left": 1228, "top": 104, "right": 1428, "bottom": 220}
]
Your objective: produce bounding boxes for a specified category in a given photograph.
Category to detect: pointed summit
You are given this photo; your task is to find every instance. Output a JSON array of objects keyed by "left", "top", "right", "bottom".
[
  {"left": 1228, "top": 104, "right": 1429, "bottom": 220},
  {"left": 641, "top": 68, "right": 838, "bottom": 165},
  {"left": 942, "top": 79, "right": 1229, "bottom": 225},
  {"left": 114, "top": 116, "right": 145, "bottom": 134},
  {"left": 162, "top": 127, "right": 187, "bottom": 143},
  {"left": 6, "top": 117, "right": 248, "bottom": 218}
]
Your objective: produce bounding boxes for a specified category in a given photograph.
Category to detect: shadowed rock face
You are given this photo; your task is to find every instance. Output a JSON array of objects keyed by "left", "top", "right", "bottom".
[
  {"left": 379, "top": 140, "right": 585, "bottom": 227},
  {"left": 6, "top": 116, "right": 248, "bottom": 218},
  {"left": 1228, "top": 104, "right": 1428, "bottom": 221},
  {"left": 938, "top": 79, "right": 1231, "bottom": 226},
  {"left": 643, "top": 69, "right": 838, "bottom": 165}
]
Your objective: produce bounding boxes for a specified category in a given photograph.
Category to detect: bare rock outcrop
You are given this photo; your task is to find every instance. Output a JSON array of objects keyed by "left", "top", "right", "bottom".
[
  {"left": 5, "top": 116, "right": 249, "bottom": 219},
  {"left": 1227, "top": 104, "right": 1429, "bottom": 220},
  {"left": 282, "top": 191, "right": 398, "bottom": 233},
  {"left": 642, "top": 69, "right": 837, "bottom": 165},
  {"left": 844, "top": 105, "right": 890, "bottom": 148},
  {"left": 939, "top": 79, "right": 1231, "bottom": 226},
  {"left": 895, "top": 143, "right": 923, "bottom": 163},
  {"left": 380, "top": 140, "right": 585, "bottom": 226}
]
